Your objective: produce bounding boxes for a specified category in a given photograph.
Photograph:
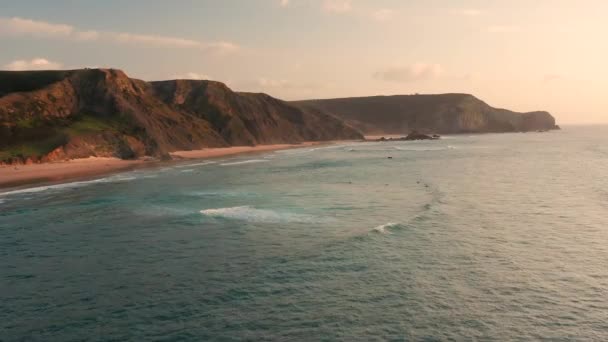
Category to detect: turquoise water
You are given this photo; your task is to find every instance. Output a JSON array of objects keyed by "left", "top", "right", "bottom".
[{"left": 1, "top": 126, "right": 608, "bottom": 341}]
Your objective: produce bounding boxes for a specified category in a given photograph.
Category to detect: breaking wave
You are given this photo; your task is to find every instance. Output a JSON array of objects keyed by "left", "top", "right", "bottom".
[
  {"left": 220, "top": 159, "right": 269, "bottom": 166},
  {"left": 175, "top": 161, "right": 216, "bottom": 168},
  {"left": 200, "top": 206, "right": 317, "bottom": 223},
  {"left": 0, "top": 174, "right": 137, "bottom": 197},
  {"left": 394, "top": 145, "right": 455, "bottom": 152},
  {"left": 371, "top": 222, "right": 403, "bottom": 234}
]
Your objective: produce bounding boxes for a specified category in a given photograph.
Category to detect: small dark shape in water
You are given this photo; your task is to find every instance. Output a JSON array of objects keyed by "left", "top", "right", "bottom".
[
  {"left": 375, "top": 131, "right": 440, "bottom": 141},
  {"left": 387, "top": 156, "right": 393, "bottom": 159},
  {"left": 404, "top": 131, "right": 440, "bottom": 141}
]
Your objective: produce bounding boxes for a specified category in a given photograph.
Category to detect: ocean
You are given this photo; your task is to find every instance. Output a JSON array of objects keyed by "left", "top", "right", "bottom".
[{"left": 1, "top": 126, "right": 607, "bottom": 341}]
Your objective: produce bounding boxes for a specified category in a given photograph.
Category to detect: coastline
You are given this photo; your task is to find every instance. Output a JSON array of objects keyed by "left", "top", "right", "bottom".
[{"left": 0, "top": 141, "right": 334, "bottom": 191}]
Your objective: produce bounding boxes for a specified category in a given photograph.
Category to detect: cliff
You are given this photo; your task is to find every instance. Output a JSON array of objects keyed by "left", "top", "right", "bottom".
[
  {"left": 0, "top": 69, "right": 362, "bottom": 163},
  {"left": 293, "top": 94, "right": 559, "bottom": 135}
]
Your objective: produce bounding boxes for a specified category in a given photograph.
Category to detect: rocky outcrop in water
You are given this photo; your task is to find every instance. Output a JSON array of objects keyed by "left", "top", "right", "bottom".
[{"left": 376, "top": 131, "right": 440, "bottom": 142}]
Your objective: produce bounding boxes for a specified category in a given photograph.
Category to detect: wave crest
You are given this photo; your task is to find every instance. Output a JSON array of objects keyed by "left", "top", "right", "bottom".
[
  {"left": 220, "top": 159, "right": 268, "bottom": 166},
  {"left": 0, "top": 174, "right": 137, "bottom": 197},
  {"left": 200, "top": 206, "right": 317, "bottom": 223},
  {"left": 371, "top": 222, "right": 403, "bottom": 234}
]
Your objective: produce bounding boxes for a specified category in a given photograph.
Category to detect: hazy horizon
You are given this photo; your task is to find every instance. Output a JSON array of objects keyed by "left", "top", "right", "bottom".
[{"left": 1, "top": 0, "right": 607, "bottom": 124}]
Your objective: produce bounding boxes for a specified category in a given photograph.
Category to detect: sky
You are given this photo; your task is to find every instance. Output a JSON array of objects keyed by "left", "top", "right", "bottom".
[{"left": 1, "top": 0, "right": 607, "bottom": 124}]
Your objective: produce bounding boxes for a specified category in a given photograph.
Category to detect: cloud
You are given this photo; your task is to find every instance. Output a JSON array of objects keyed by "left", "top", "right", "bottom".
[
  {"left": 0, "top": 17, "right": 73, "bottom": 37},
  {"left": 487, "top": 25, "right": 521, "bottom": 33},
  {"left": 373, "top": 63, "right": 443, "bottom": 82},
  {"left": 279, "top": 0, "right": 290, "bottom": 7},
  {"left": 371, "top": 9, "right": 395, "bottom": 22},
  {"left": 172, "top": 72, "right": 212, "bottom": 80},
  {"left": 74, "top": 30, "right": 100, "bottom": 41},
  {"left": 322, "top": 0, "right": 352, "bottom": 14},
  {"left": 111, "top": 32, "right": 202, "bottom": 48},
  {"left": 0, "top": 16, "right": 238, "bottom": 53},
  {"left": 203, "top": 41, "right": 240, "bottom": 54},
  {"left": 454, "top": 9, "right": 484, "bottom": 16},
  {"left": 3, "top": 58, "right": 63, "bottom": 71}
]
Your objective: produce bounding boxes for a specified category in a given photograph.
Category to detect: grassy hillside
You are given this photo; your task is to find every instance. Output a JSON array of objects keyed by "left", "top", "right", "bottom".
[{"left": 0, "top": 69, "right": 363, "bottom": 163}]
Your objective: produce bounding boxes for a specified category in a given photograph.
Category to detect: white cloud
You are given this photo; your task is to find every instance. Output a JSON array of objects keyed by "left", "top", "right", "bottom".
[
  {"left": 74, "top": 30, "right": 100, "bottom": 41},
  {"left": 172, "top": 72, "right": 212, "bottom": 80},
  {"left": 373, "top": 63, "right": 443, "bottom": 82},
  {"left": 0, "top": 16, "right": 239, "bottom": 54},
  {"left": 111, "top": 32, "right": 203, "bottom": 48},
  {"left": 322, "top": 0, "right": 352, "bottom": 14},
  {"left": 454, "top": 9, "right": 484, "bottom": 16},
  {"left": 371, "top": 9, "right": 395, "bottom": 22},
  {"left": 0, "top": 17, "right": 73, "bottom": 37},
  {"left": 203, "top": 41, "right": 240, "bottom": 54},
  {"left": 487, "top": 25, "right": 521, "bottom": 33},
  {"left": 3, "top": 58, "right": 63, "bottom": 71}
]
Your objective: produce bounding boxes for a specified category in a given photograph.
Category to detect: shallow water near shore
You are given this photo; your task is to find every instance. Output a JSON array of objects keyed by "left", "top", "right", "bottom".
[{"left": 1, "top": 126, "right": 608, "bottom": 340}]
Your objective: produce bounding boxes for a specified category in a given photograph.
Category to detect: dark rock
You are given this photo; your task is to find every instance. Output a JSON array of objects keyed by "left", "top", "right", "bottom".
[
  {"left": 404, "top": 131, "right": 438, "bottom": 141},
  {"left": 375, "top": 131, "right": 440, "bottom": 141}
]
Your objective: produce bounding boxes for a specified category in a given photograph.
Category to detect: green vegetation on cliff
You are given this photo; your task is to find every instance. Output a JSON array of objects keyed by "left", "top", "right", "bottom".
[{"left": 0, "top": 69, "right": 363, "bottom": 163}]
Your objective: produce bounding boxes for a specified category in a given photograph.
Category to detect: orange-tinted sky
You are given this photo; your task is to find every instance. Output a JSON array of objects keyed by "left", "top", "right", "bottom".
[{"left": 1, "top": 0, "right": 607, "bottom": 124}]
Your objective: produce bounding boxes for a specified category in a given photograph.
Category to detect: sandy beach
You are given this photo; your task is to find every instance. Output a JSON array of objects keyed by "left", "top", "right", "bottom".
[
  {"left": 0, "top": 142, "right": 325, "bottom": 190},
  {"left": 0, "top": 157, "right": 146, "bottom": 189},
  {"left": 169, "top": 142, "right": 318, "bottom": 159}
]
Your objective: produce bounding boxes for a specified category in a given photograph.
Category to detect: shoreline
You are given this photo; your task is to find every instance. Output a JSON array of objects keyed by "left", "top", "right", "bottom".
[{"left": 0, "top": 141, "right": 337, "bottom": 191}]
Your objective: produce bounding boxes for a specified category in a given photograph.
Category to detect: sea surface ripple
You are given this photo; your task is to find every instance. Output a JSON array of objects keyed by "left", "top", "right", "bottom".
[{"left": 1, "top": 126, "right": 608, "bottom": 341}]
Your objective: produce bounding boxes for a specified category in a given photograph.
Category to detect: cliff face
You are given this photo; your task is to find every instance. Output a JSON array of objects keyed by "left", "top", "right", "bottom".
[
  {"left": 293, "top": 94, "right": 559, "bottom": 135},
  {"left": 151, "top": 80, "right": 362, "bottom": 146},
  {"left": 0, "top": 69, "right": 362, "bottom": 163}
]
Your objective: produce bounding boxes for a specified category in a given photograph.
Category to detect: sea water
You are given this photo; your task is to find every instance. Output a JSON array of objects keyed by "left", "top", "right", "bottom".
[{"left": 1, "top": 126, "right": 607, "bottom": 340}]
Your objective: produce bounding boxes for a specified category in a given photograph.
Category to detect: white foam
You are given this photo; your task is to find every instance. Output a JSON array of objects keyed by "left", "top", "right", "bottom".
[
  {"left": 0, "top": 174, "right": 137, "bottom": 197},
  {"left": 394, "top": 146, "right": 451, "bottom": 152},
  {"left": 180, "top": 169, "right": 195, "bottom": 173},
  {"left": 372, "top": 222, "right": 401, "bottom": 234},
  {"left": 275, "top": 148, "right": 315, "bottom": 155},
  {"left": 176, "top": 161, "right": 216, "bottom": 168},
  {"left": 220, "top": 159, "right": 268, "bottom": 166},
  {"left": 200, "top": 205, "right": 315, "bottom": 223},
  {"left": 275, "top": 144, "right": 356, "bottom": 155}
]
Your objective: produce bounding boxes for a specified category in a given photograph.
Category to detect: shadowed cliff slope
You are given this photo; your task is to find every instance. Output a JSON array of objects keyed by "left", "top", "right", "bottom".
[
  {"left": 293, "top": 94, "right": 559, "bottom": 135},
  {"left": 0, "top": 69, "right": 362, "bottom": 163}
]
